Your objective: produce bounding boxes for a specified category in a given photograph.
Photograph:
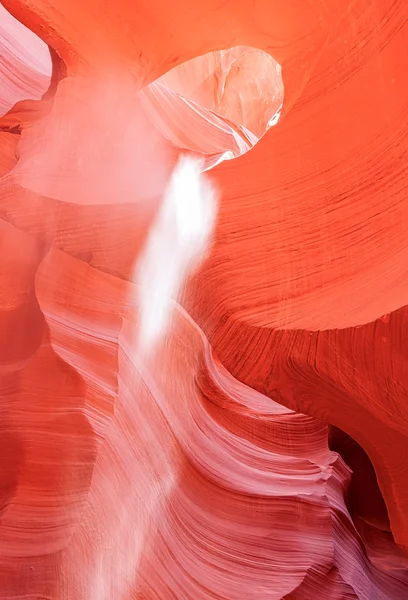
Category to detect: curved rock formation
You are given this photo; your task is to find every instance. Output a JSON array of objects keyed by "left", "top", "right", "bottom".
[
  {"left": 1, "top": 0, "right": 408, "bottom": 598},
  {"left": 0, "top": 3, "right": 50, "bottom": 116}
]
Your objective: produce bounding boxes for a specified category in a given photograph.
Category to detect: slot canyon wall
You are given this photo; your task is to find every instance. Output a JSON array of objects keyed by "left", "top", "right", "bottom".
[{"left": 0, "top": 0, "right": 408, "bottom": 597}]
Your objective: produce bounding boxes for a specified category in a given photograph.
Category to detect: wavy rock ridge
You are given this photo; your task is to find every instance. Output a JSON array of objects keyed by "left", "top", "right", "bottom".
[{"left": 1, "top": 0, "right": 408, "bottom": 598}]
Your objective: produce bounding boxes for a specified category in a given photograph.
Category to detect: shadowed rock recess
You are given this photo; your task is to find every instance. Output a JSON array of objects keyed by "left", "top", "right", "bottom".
[{"left": 1, "top": 0, "right": 408, "bottom": 597}]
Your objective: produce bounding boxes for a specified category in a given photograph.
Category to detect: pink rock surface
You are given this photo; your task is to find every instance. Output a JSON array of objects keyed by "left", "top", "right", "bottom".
[
  {"left": 1, "top": 0, "right": 408, "bottom": 598},
  {"left": 2, "top": 244, "right": 407, "bottom": 598},
  {"left": 0, "top": 3, "right": 50, "bottom": 116}
]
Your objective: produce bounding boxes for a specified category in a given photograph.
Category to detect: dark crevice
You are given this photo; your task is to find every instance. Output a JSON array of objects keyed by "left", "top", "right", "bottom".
[{"left": 329, "top": 425, "right": 391, "bottom": 534}]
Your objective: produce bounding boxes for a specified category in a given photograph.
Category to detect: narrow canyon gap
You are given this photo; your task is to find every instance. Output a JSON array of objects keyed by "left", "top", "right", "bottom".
[{"left": 0, "top": 0, "right": 408, "bottom": 598}]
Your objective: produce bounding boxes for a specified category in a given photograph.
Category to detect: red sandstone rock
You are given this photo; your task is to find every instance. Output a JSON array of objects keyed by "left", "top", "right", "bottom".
[{"left": 1, "top": 0, "right": 408, "bottom": 598}]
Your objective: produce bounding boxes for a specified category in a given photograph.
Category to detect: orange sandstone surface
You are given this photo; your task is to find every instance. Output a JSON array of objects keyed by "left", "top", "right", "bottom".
[{"left": 0, "top": 0, "right": 408, "bottom": 597}]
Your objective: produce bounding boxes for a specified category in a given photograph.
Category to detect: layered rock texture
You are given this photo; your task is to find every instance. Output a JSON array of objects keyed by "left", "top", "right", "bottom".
[{"left": 1, "top": 0, "right": 408, "bottom": 598}]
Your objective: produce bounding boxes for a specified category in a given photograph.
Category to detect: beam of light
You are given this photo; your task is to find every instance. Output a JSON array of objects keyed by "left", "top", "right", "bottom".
[{"left": 136, "top": 155, "right": 218, "bottom": 353}]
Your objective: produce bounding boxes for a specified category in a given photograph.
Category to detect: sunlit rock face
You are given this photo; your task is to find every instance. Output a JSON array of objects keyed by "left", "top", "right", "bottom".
[
  {"left": 0, "top": 3, "right": 51, "bottom": 116},
  {"left": 141, "top": 46, "right": 284, "bottom": 169},
  {"left": 1, "top": 0, "right": 408, "bottom": 598}
]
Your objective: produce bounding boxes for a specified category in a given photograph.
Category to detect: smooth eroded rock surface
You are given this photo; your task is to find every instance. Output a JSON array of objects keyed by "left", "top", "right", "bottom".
[{"left": 1, "top": 0, "right": 408, "bottom": 597}]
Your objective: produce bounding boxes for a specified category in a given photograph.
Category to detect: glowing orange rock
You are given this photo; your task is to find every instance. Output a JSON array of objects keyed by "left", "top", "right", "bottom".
[
  {"left": 187, "top": 0, "right": 408, "bottom": 330},
  {"left": 1, "top": 0, "right": 408, "bottom": 598}
]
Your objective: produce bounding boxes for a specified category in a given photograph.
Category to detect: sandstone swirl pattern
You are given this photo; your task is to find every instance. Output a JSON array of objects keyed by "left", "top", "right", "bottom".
[{"left": 1, "top": 0, "right": 408, "bottom": 598}]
